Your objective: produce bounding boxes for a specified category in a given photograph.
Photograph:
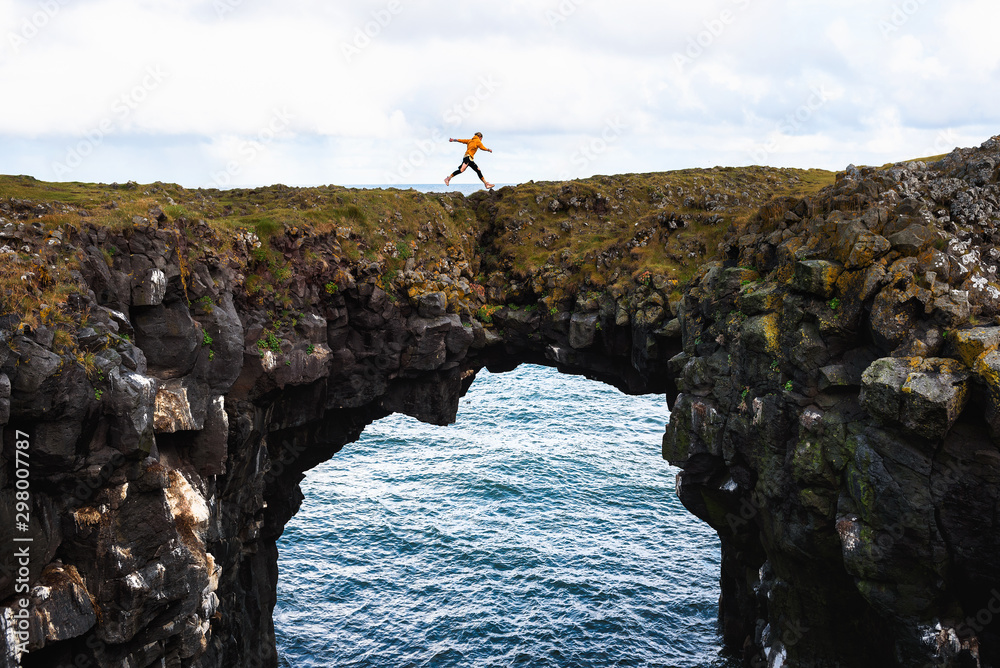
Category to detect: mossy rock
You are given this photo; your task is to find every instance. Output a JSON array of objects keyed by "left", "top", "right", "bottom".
[{"left": 792, "top": 260, "right": 843, "bottom": 298}]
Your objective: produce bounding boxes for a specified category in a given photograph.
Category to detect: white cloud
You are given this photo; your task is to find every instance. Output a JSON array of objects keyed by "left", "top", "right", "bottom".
[{"left": 0, "top": 0, "right": 998, "bottom": 186}]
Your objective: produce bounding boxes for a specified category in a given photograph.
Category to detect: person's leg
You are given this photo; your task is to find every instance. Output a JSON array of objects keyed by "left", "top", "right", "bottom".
[
  {"left": 445, "top": 158, "right": 471, "bottom": 185},
  {"left": 468, "top": 161, "right": 494, "bottom": 189}
]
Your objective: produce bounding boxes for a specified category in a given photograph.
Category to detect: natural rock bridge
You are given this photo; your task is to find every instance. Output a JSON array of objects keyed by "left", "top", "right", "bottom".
[{"left": 3, "top": 139, "right": 1000, "bottom": 667}]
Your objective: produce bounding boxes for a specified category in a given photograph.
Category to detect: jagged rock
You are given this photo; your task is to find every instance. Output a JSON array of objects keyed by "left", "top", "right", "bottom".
[
  {"left": 860, "top": 357, "right": 970, "bottom": 440},
  {"left": 818, "top": 364, "right": 859, "bottom": 390},
  {"left": 888, "top": 224, "right": 937, "bottom": 255},
  {"left": 846, "top": 232, "right": 890, "bottom": 268},
  {"left": 190, "top": 396, "right": 228, "bottom": 476},
  {"left": 949, "top": 326, "right": 1000, "bottom": 367},
  {"left": 10, "top": 338, "right": 61, "bottom": 397},
  {"left": 81, "top": 246, "right": 130, "bottom": 311},
  {"left": 262, "top": 344, "right": 334, "bottom": 390},
  {"left": 742, "top": 313, "right": 780, "bottom": 355},
  {"left": 132, "top": 268, "right": 167, "bottom": 306},
  {"left": 870, "top": 283, "right": 925, "bottom": 350},
  {"left": 133, "top": 302, "right": 202, "bottom": 379},
  {"left": 24, "top": 564, "right": 97, "bottom": 651},
  {"left": 194, "top": 293, "right": 245, "bottom": 393},
  {"left": 295, "top": 313, "right": 327, "bottom": 343},
  {"left": 737, "top": 284, "right": 782, "bottom": 316},
  {"left": 416, "top": 291, "right": 447, "bottom": 318},
  {"left": 117, "top": 342, "right": 148, "bottom": 374},
  {"left": 154, "top": 378, "right": 209, "bottom": 433},
  {"left": 0, "top": 373, "right": 9, "bottom": 425},
  {"left": 973, "top": 350, "right": 1000, "bottom": 436},
  {"left": 107, "top": 369, "right": 158, "bottom": 454},
  {"left": 444, "top": 317, "right": 473, "bottom": 357},
  {"left": 406, "top": 315, "right": 453, "bottom": 370},
  {"left": 569, "top": 312, "right": 599, "bottom": 349},
  {"left": 793, "top": 260, "right": 843, "bottom": 298},
  {"left": 10, "top": 139, "right": 1000, "bottom": 668}
]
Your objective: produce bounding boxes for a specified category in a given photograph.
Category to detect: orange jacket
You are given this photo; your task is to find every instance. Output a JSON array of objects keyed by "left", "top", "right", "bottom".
[{"left": 456, "top": 136, "right": 488, "bottom": 158}]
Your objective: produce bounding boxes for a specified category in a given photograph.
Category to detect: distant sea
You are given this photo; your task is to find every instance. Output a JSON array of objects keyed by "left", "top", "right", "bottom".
[
  {"left": 344, "top": 183, "right": 515, "bottom": 196},
  {"left": 274, "top": 364, "right": 737, "bottom": 667}
]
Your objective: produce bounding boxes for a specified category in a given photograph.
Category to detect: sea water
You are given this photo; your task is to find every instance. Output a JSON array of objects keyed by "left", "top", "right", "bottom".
[
  {"left": 274, "top": 364, "right": 737, "bottom": 667},
  {"left": 344, "top": 183, "right": 512, "bottom": 196}
]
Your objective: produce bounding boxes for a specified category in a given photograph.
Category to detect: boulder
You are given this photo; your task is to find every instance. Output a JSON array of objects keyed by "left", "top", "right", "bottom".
[
  {"left": 860, "top": 357, "right": 970, "bottom": 440},
  {"left": 888, "top": 224, "right": 936, "bottom": 255},
  {"left": 416, "top": 291, "right": 447, "bottom": 318},
  {"left": 847, "top": 233, "right": 891, "bottom": 269},
  {"left": 792, "top": 260, "right": 843, "bottom": 298},
  {"left": 973, "top": 350, "right": 1000, "bottom": 436},
  {"left": 949, "top": 326, "right": 1000, "bottom": 367},
  {"left": 870, "top": 285, "right": 925, "bottom": 351}
]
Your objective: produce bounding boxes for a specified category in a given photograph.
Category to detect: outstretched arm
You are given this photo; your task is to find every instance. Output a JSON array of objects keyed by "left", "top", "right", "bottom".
[{"left": 450, "top": 138, "right": 471, "bottom": 145}]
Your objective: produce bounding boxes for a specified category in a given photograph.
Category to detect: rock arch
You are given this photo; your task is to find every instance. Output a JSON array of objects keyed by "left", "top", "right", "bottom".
[
  {"left": 7, "top": 140, "right": 1000, "bottom": 667},
  {"left": 3, "top": 233, "right": 681, "bottom": 668}
]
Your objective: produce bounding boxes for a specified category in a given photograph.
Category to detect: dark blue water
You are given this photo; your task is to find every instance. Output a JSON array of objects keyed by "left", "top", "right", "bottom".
[{"left": 275, "top": 364, "right": 735, "bottom": 667}]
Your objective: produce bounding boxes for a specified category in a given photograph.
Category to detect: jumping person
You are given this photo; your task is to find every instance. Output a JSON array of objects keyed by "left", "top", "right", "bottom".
[{"left": 444, "top": 132, "right": 494, "bottom": 189}]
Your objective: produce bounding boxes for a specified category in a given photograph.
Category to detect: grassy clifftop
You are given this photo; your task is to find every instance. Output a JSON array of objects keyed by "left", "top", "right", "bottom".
[
  {"left": 0, "top": 166, "right": 837, "bottom": 338},
  {"left": 468, "top": 166, "right": 834, "bottom": 298}
]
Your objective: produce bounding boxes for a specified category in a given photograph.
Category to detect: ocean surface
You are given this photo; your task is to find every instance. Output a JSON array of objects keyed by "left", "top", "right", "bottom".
[
  {"left": 274, "top": 364, "right": 736, "bottom": 668},
  {"left": 345, "top": 183, "right": 514, "bottom": 196}
]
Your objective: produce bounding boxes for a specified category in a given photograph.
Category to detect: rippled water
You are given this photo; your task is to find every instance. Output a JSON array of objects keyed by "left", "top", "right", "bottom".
[{"left": 275, "top": 364, "right": 736, "bottom": 667}]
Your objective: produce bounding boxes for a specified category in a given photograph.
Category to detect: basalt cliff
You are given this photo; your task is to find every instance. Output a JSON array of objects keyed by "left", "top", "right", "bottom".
[{"left": 1, "top": 141, "right": 999, "bottom": 668}]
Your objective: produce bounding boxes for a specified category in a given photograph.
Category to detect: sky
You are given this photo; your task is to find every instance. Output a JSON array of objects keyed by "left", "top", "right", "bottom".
[{"left": 0, "top": 0, "right": 998, "bottom": 188}]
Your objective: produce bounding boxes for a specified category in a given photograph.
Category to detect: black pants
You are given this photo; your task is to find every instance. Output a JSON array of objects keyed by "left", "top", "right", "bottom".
[{"left": 451, "top": 156, "right": 483, "bottom": 179}]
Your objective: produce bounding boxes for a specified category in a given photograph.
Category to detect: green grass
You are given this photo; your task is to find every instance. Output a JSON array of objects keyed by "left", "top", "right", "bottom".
[
  {"left": 880, "top": 153, "right": 950, "bottom": 168},
  {"left": 0, "top": 159, "right": 858, "bottom": 334},
  {"left": 467, "top": 166, "right": 837, "bottom": 295}
]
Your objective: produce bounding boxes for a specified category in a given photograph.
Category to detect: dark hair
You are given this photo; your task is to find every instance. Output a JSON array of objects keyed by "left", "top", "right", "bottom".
[{"left": 475, "top": 132, "right": 483, "bottom": 137}]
